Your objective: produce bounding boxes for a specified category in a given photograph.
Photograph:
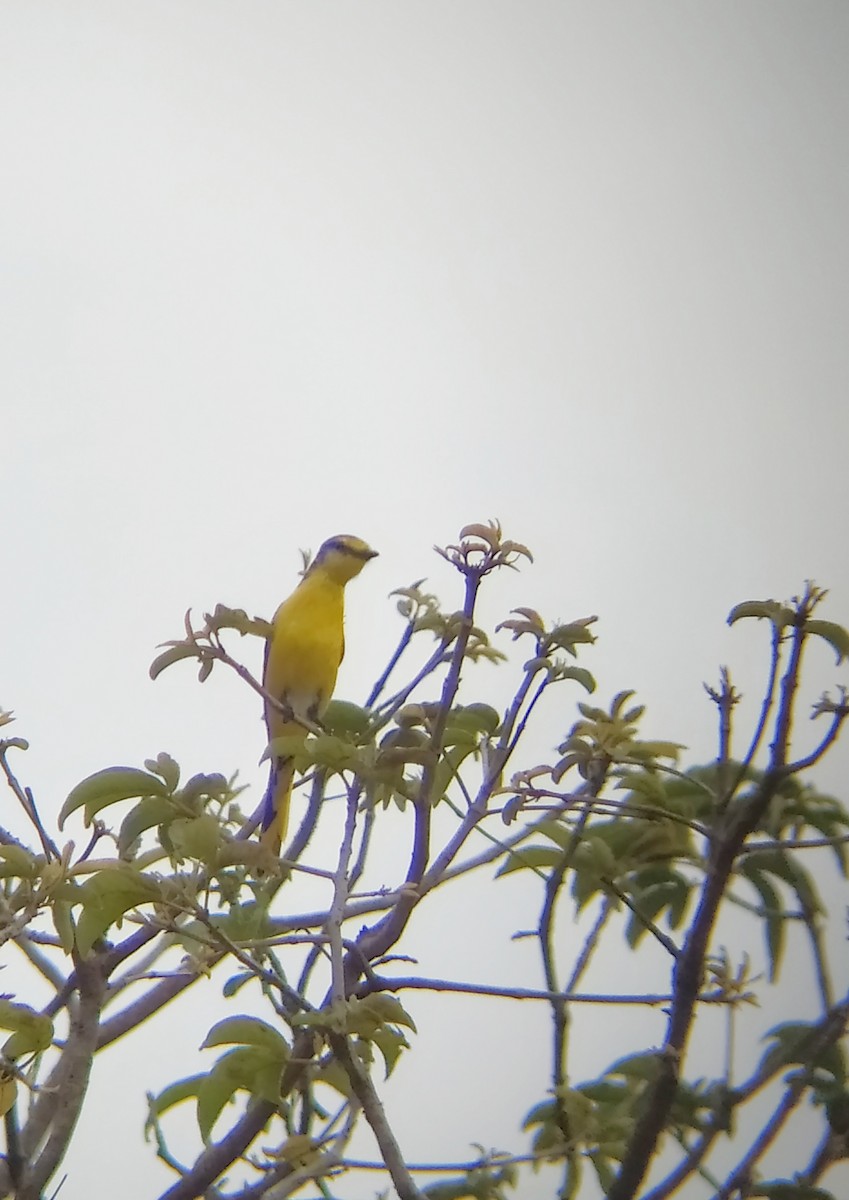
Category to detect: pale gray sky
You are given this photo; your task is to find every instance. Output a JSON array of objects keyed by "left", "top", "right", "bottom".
[{"left": 2, "top": 3, "right": 848, "bottom": 1197}]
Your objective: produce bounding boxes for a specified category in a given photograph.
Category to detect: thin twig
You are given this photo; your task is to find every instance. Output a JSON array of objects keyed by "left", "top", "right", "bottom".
[
  {"left": 737, "top": 832, "right": 849, "bottom": 855},
  {"left": 705, "top": 667, "right": 739, "bottom": 804},
  {"left": 328, "top": 1033, "right": 422, "bottom": 1200},
  {"left": 369, "top": 642, "right": 452, "bottom": 733},
  {"left": 364, "top": 619, "right": 415, "bottom": 709},
  {"left": 601, "top": 877, "right": 680, "bottom": 959},
  {"left": 714, "top": 1080, "right": 807, "bottom": 1199},
  {"left": 537, "top": 787, "right": 600, "bottom": 1184},
  {"left": 0, "top": 746, "right": 59, "bottom": 860},
  {"left": 566, "top": 898, "right": 612, "bottom": 993},
  {"left": 735, "top": 624, "right": 782, "bottom": 787},
  {"left": 328, "top": 780, "right": 361, "bottom": 1006},
  {"left": 354, "top": 973, "right": 734, "bottom": 1006},
  {"left": 782, "top": 707, "right": 847, "bottom": 774}
]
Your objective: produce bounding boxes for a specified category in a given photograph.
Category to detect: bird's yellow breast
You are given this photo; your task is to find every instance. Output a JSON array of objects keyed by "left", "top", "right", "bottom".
[{"left": 264, "top": 571, "right": 345, "bottom": 732}]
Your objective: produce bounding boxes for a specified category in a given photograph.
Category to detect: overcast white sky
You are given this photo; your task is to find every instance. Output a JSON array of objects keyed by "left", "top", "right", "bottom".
[{"left": 2, "top": 3, "right": 849, "bottom": 1197}]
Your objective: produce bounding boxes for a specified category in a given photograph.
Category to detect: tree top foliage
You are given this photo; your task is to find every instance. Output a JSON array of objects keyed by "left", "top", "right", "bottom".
[{"left": 1, "top": 521, "right": 848, "bottom": 1200}]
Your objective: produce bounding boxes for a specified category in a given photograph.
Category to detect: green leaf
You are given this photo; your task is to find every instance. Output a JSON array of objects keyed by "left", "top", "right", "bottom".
[
  {"left": 577, "top": 1080, "right": 628, "bottom": 1104},
  {"left": 59, "top": 767, "right": 169, "bottom": 829},
  {"left": 74, "top": 867, "right": 160, "bottom": 956},
  {"left": 206, "top": 604, "right": 270, "bottom": 639},
  {"left": 589, "top": 1153, "right": 617, "bottom": 1191},
  {"left": 460, "top": 703, "right": 501, "bottom": 734},
  {"left": 556, "top": 665, "right": 596, "bottom": 693},
  {"left": 561, "top": 1151, "right": 582, "bottom": 1199},
  {"left": 168, "top": 815, "right": 221, "bottom": 865},
  {"left": 522, "top": 1098, "right": 557, "bottom": 1130},
  {"left": 179, "top": 773, "right": 230, "bottom": 807},
  {"left": 524, "top": 655, "right": 555, "bottom": 677},
  {"left": 760, "top": 1022, "right": 846, "bottom": 1085},
  {"left": 628, "top": 740, "right": 684, "bottom": 762},
  {"left": 496, "top": 846, "right": 565, "bottom": 877},
  {"left": 51, "top": 898, "right": 75, "bottom": 953},
  {"left": 144, "top": 752, "right": 181, "bottom": 790},
  {"left": 432, "top": 745, "right": 476, "bottom": 801},
  {"left": 371, "top": 1024, "right": 411, "bottom": 1078},
  {"left": 607, "top": 1052, "right": 661, "bottom": 1082},
  {"left": 535, "top": 820, "right": 575, "bottom": 850},
  {"left": 742, "top": 849, "right": 821, "bottom": 918},
  {"left": 573, "top": 836, "right": 620, "bottom": 880},
  {"left": 149, "top": 642, "right": 203, "bottom": 681},
  {"left": 0, "top": 1073, "right": 16, "bottom": 1119},
  {"left": 222, "top": 972, "right": 254, "bottom": 999},
  {"left": 197, "top": 1047, "right": 281, "bottom": 1142},
  {"left": 0, "top": 1000, "right": 54, "bottom": 1059},
  {"left": 442, "top": 706, "right": 498, "bottom": 743},
  {"left": 804, "top": 619, "right": 849, "bottom": 664},
  {"left": 548, "top": 622, "right": 596, "bottom": 652},
  {"left": 308, "top": 734, "right": 366, "bottom": 774},
  {"left": 322, "top": 699, "right": 372, "bottom": 738},
  {"left": 439, "top": 727, "right": 478, "bottom": 753},
  {"left": 357, "top": 994, "right": 417, "bottom": 1033},
  {"left": 727, "top": 600, "right": 794, "bottom": 628},
  {"left": 260, "top": 729, "right": 309, "bottom": 768},
  {"left": 739, "top": 863, "right": 785, "bottom": 981},
  {"left": 314, "top": 1056, "right": 355, "bottom": 1100},
  {"left": 118, "top": 796, "right": 178, "bottom": 856},
  {"left": 145, "top": 1074, "right": 205, "bottom": 1128},
  {"left": 617, "top": 770, "right": 669, "bottom": 804},
  {"left": 217, "top": 900, "right": 271, "bottom": 944},
  {"left": 625, "top": 877, "right": 691, "bottom": 948},
  {"left": 332, "top": 995, "right": 416, "bottom": 1041},
  {"left": 0, "top": 844, "right": 39, "bottom": 880},
  {"left": 558, "top": 1087, "right": 596, "bottom": 1139},
  {"left": 196, "top": 1055, "right": 246, "bottom": 1143},
  {"left": 201, "top": 1016, "right": 288, "bottom": 1056},
  {"left": 796, "top": 803, "right": 849, "bottom": 875}
]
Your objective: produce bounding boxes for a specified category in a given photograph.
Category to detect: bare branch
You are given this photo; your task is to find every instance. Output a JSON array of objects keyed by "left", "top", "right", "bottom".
[
  {"left": 156, "top": 1100, "right": 275, "bottom": 1200},
  {"left": 364, "top": 614, "right": 416, "bottom": 709},
  {"left": 0, "top": 743, "right": 59, "bottom": 860},
  {"left": 601, "top": 877, "right": 680, "bottom": 959},
  {"left": 735, "top": 623, "right": 782, "bottom": 788},
  {"left": 328, "top": 1033, "right": 423, "bottom": 1200},
  {"left": 20, "top": 956, "right": 108, "bottom": 1198},
  {"left": 354, "top": 973, "right": 735, "bottom": 1006},
  {"left": 714, "top": 1080, "right": 806, "bottom": 1200},
  {"left": 328, "top": 780, "right": 361, "bottom": 1006}
]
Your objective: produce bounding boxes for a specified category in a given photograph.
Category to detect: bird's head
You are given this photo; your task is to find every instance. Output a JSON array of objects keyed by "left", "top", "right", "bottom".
[{"left": 310, "top": 534, "right": 378, "bottom": 584}]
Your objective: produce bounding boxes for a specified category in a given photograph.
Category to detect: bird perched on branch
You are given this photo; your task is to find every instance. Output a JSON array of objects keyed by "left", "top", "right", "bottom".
[{"left": 260, "top": 534, "right": 378, "bottom": 855}]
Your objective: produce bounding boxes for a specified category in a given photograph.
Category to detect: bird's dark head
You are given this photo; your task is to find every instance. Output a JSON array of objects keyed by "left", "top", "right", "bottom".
[{"left": 311, "top": 534, "right": 378, "bottom": 584}]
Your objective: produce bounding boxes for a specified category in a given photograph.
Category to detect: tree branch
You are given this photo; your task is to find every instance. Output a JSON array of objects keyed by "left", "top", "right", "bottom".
[
  {"left": 328, "top": 1034, "right": 422, "bottom": 1200},
  {"left": 156, "top": 1100, "right": 275, "bottom": 1200},
  {"left": 20, "top": 955, "right": 108, "bottom": 1198}
]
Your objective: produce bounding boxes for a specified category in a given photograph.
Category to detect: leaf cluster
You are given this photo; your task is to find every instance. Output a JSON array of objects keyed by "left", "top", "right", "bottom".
[{"left": 0, "top": 539, "right": 847, "bottom": 1200}]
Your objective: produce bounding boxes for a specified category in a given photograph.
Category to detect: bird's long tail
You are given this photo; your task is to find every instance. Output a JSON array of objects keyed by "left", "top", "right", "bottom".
[{"left": 260, "top": 756, "right": 295, "bottom": 855}]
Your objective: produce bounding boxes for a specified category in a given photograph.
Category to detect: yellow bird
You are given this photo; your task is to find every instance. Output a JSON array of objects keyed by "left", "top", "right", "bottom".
[{"left": 261, "top": 534, "right": 378, "bottom": 854}]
